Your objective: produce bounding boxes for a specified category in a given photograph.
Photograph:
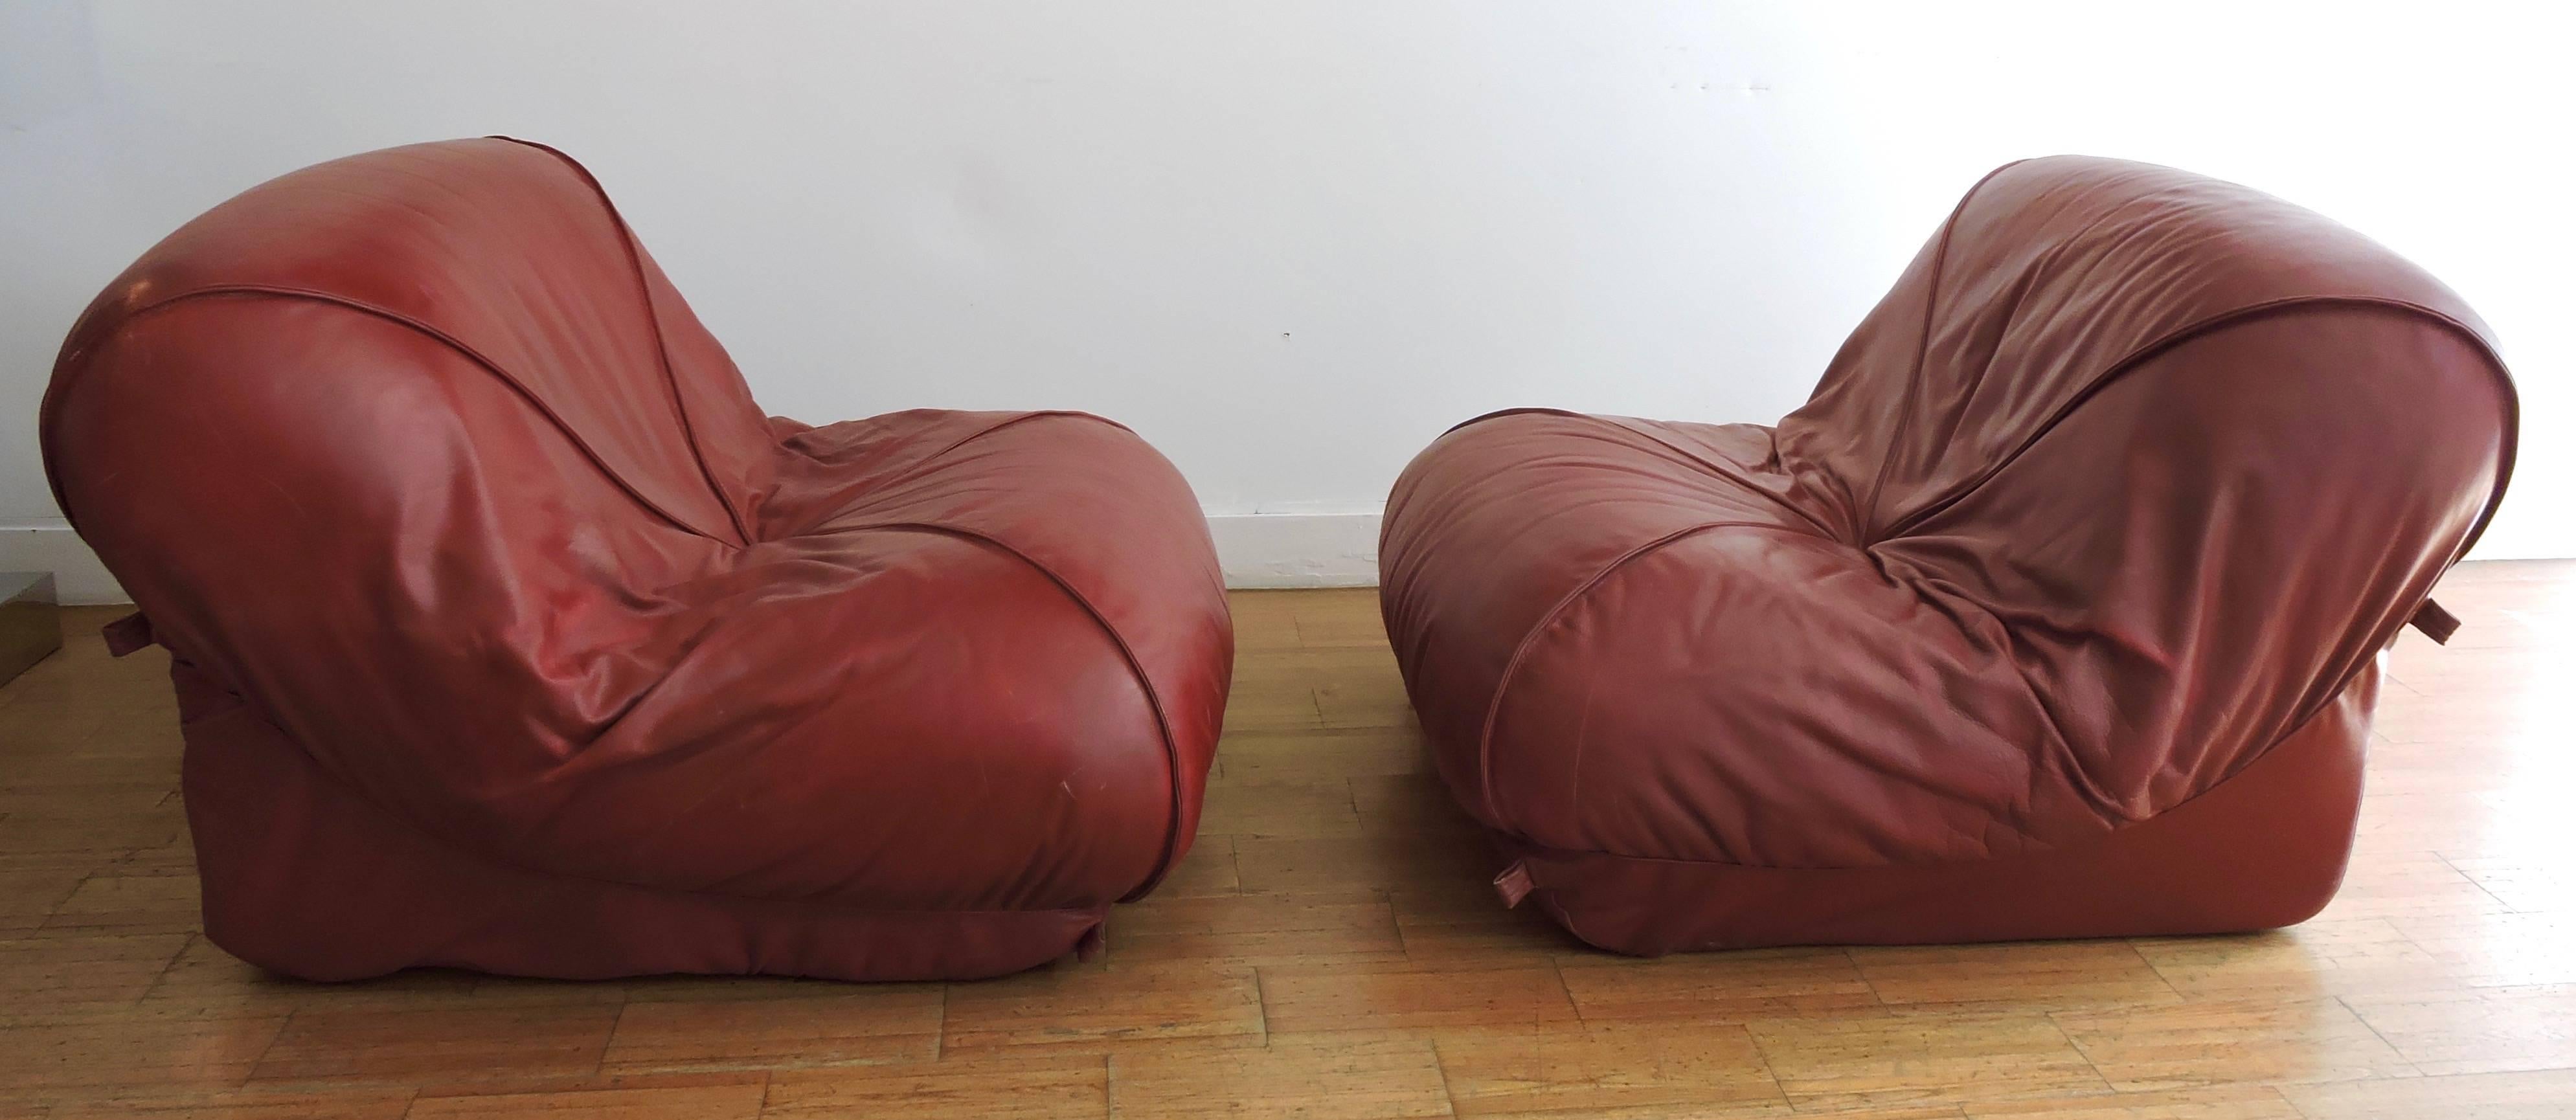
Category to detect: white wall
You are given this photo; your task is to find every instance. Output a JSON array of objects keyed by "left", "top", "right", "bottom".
[{"left": 5, "top": 1, "right": 2569, "bottom": 601}]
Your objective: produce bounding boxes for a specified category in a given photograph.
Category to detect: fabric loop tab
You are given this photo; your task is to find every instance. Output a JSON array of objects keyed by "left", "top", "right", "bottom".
[
  {"left": 1493, "top": 860, "right": 1535, "bottom": 908},
  {"left": 101, "top": 612, "right": 157, "bottom": 658},
  {"left": 2409, "top": 599, "right": 2461, "bottom": 645}
]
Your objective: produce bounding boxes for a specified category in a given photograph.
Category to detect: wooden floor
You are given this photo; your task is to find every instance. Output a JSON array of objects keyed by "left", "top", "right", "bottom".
[{"left": 3, "top": 561, "right": 2573, "bottom": 1118}]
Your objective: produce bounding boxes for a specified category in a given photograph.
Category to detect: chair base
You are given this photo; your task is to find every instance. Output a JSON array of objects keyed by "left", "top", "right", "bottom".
[
  {"left": 1495, "top": 670, "right": 2376, "bottom": 956},
  {"left": 172, "top": 660, "right": 1101, "bottom": 983}
]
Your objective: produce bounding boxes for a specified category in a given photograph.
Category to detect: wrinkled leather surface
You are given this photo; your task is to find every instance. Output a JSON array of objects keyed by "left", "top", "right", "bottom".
[
  {"left": 42, "top": 139, "right": 1234, "bottom": 980},
  {"left": 1381, "top": 157, "right": 2516, "bottom": 952}
]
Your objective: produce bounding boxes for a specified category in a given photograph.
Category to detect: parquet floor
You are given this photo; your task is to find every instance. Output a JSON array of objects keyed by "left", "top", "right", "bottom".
[{"left": 2, "top": 561, "right": 2572, "bottom": 1118}]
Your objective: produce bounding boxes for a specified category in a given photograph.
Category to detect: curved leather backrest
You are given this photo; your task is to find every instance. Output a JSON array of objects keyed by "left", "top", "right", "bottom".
[
  {"left": 39, "top": 140, "right": 793, "bottom": 855},
  {"left": 48, "top": 137, "right": 774, "bottom": 544},
  {"left": 1781, "top": 155, "right": 2514, "bottom": 552},
  {"left": 1773, "top": 155, "right": 2519, "bottom": 819}
]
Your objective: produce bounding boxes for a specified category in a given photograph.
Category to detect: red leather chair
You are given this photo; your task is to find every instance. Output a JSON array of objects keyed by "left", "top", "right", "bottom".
[
  {"left": 1380, "top": 157, "right": 2517, "bottom": 954},
  {"left": 42, "top": 139, "right": 1233, "bottom": 981}
]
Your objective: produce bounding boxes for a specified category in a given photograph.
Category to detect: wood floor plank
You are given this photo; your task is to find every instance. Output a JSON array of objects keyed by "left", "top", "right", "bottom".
[
  {"left": 2388, "top": 909, "right": 2576, "bottom": 989},
  {"left": 1849, "top": 941, "right": 2182, "bottom": 1011},
  {"left": 2340, "top": 983, "right": 2576, "bottom": 1076},
  {"left": 1430, "top": 1020, "right": 1788, "bottom": 1117},
  {"left": 1256, "top": 962, "right": 1577, "bottom": 1034},
  {"left": 1744, "top": 1011, "right": 2112, "bottom": 1110},
  {"left": 761, "top": 1053, "right": 1107, "bottom": 1119},
  {"left": 247, "top": 1005, "right": 624, "bottom": 1086},
  {"left": 1211, "top": 729, "right": 1430, "bottom": 786},
  {"left": 1959, "top": 1084, "right": 2301, "bottom": 1118},
  {"left": 38, "top": 871, "right": 200, "bottom": 935},
  {"left": 2126, "top": 921, "right": 2457, "bottom": 1002},
  {"left": 596, "top": 989, "right": 941, "bottom": 1072},
  {"left": 1109, "top": 891, "right": 1407, "bottom": 968},
  {"left": 0, "top": 1007, "right": 288, "bottom": 1096},
  {"left": 1287, "top": 590, "right": 1394, "bottom": 649},
  {"left": 937, "top": 959, "right": 1265, "bottom": 1051},
  {"left": 2277, "top": 1068, "right": 2576, "bottom": 1119},
  {"left": 1554, "top": 948, "right": 1882, "bottom": 1024},
  {"left": 2443, "top": 854, "right": 2576, "bottom": 913},
  {"left": 1197, "top": 781, "right": 1370, "bottom": 839},
  {"left": 0, "top": 866, "right": 87, "bottom": 934},
  {"left": 1109, "top": 1036, "right": 1451, "bottom": 1119},
  {"left": 43, "top": 1089, "right": 416, "bottom": 1118},
  {"left": 405, "top": 1077, "right": 768, "bottom": 1119},
  {"left": 1232, "top": 833, "right": 1493, "bottom": 897},
  {"left": 1385, "top": 890, "right": 1584, "bottom": 968},
  {"left": 2050, "top": 998, "right": 2417, "bottom": 1090},
  {"left": 1151, "top": 833, "right": 1244, "bottom": 898},
  {"left": 0, "top": 932, "right": 189, "bottom": 1016}
]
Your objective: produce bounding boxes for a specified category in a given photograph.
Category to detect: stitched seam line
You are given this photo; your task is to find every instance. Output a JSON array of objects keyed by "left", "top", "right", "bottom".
[
  {"left": 1428, "top": 409, "right": 1840, "bottom": 541},
  {"left": 104, "top": 285, "right": 736, "bottom": 544},
  {"left": 497, "top": 137, "right": 755, "bottom": 545},
  {"left": 1857, "top": 159, "right": 2026, "bottom": 543},
  {"left": 1471, "top": 519, "right": 1811, "bottom": 827},
  {"left": 809, "top": 520, "right": 1195, "bottom": 902},
  {"left": 923, "top": 410, "right": 1140, "bottom": 464},
  {"left": 1882, "top": 296, "right": 2509, "bottom": 542},
  {"left": 767, "top": 411, "right": 1149, "bottom": 553},
  {"left": 1909, "top": 185, "right": 2144, "bottom": 475},
  {"left": 1873, "top": 295, "right": 2516, "bottom": 735},
  {"left": 1438, "top": 405, "right": 1590, "bottom": 437},
  {"left": 1596, "top": 417, "right": 1840, "bottom": 539}
]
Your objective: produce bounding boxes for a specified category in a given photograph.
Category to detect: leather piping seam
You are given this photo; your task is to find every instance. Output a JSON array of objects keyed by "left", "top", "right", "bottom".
[
  {"left": 921, "top": 409, "right": 1141, "bottom": 465},
  {"left": 806, "top": 519, "right": 1192, "bottom": 902},
  {"left": 1596, "top": 417, "right": 1840, "bottom": 539},
  {"left": 1471, "top": 519, "right": 1813, "bottom": 826},
  {"left": 767, "top": 410, "right": 1145, "bottom": 541},
  {"left": 1900, "top": 181, "right": 2149, "bottom": 491},
  {"left": 1877, "top": 295, "right": 2517, "bottom": 546},
  {"left": 497, "top": 137, "right": 755, "bottom": 545},
  {"left": 1867, "top": 295, "right": 2518, "bottom": 734},
  {"left": 95, "top": 285, "right": 738, "bottom": 545},
  {"left": 1855, "top": 158, "right": 2028, "bottom": 543},
  {"left": 1877, "top": 570, "right": 2133, "bottom": 829},
  {"left": 1438, "top": 405, "right": 1591, "bottom": 437}
]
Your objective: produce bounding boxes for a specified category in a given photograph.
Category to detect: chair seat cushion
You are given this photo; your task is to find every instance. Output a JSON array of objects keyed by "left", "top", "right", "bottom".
[{"left": 1385, "top": 410, "right": 2070, "bottom": 871}]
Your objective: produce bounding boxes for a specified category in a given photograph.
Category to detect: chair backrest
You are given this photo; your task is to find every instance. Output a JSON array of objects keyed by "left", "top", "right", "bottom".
[
  {"left": 1778, "top": 156, "right": 2517, "bottom": 805},
  {"left": 42, "top": 139, "right": 788, "bottom": 727},
  {"left": 47, "top": 138, "right": 776, "bottom": 550},
  {"left": 1783, "top": 156, "right": 2513, "bottom": 552}
]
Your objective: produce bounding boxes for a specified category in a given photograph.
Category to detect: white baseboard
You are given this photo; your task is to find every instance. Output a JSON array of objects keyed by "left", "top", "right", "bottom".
[
  {"left": 5, "top": 511, "right": 1382, "bottom": 606},
  {"left": 1206, "top": 510, "right": 1381, "bottom": 588},
  {"left": 0, "top": 523, "right": 126, "bottom": 605}
]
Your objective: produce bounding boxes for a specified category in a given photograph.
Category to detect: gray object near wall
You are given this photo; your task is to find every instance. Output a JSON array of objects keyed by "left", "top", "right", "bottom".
[{"left": 1, "top": 572, "right": 64, "bottom": 687}]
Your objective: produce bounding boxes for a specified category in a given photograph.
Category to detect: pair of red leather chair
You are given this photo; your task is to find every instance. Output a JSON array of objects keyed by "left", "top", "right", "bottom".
[{"left": 44, "top": 142, "right": 2513, "bottom": 981}]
